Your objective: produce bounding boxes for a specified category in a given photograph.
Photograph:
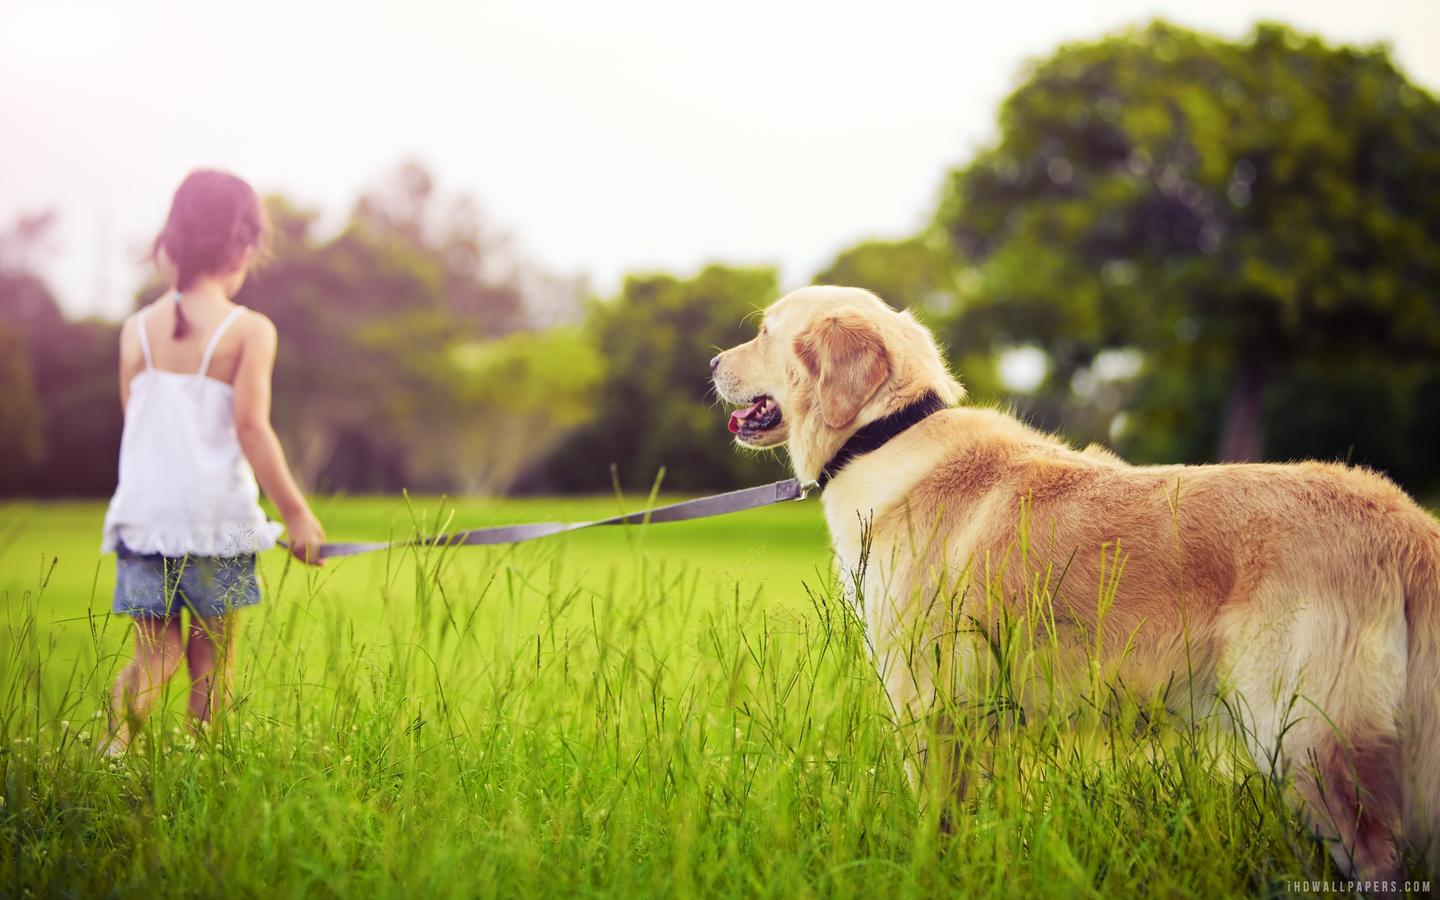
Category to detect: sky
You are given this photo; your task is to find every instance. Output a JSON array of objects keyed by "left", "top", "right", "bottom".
[{"left": 2, "top": 0, "right": 1438, "bottom": 320}]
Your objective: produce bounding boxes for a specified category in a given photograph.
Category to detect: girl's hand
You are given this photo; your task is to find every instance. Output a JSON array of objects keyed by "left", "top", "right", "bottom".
[{"left": 285, "top": 512, "right": 326, "bottom": 566}]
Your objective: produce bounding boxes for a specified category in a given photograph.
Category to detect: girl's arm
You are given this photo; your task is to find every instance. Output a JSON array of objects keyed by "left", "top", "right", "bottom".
[{"left": 231, "top": 314, "right": 326, "bottom": 565}]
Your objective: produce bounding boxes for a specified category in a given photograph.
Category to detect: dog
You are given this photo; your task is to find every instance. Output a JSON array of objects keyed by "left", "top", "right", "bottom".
[{"left": 711, "top": 285, "right": 1440, "bottom": 881}]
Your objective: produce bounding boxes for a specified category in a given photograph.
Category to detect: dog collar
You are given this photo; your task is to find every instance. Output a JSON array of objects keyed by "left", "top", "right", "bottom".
[{"left": 816, "top": 390, "right": 947, "bottom": 489}]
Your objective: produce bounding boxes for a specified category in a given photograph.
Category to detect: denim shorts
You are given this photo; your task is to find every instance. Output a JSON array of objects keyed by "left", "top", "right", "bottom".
[{"left": 113, "top": 543, "right": 262, "bottom": 619}]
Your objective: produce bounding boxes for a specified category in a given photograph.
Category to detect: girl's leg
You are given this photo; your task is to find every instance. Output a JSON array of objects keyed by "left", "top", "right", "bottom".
[
  {"left": 186, "top": 614, "right": 236, "bottom": 725},
  {"left": 106, "top": 616, "right": 185, "bottom": 752}
]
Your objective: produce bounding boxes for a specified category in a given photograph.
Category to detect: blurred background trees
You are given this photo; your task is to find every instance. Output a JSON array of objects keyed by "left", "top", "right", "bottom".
[
  {"left": 0, "top": 213, "right": 122, "bottom": 496},
  {"left": 2, "top": 22, "right": 1437, "bottom": 499},
  {"left": 533, "top": 265, "right": 790, "bottom": 493},
  {"left": 926, "top": 22, "right": 1440, "bottom": 482}
]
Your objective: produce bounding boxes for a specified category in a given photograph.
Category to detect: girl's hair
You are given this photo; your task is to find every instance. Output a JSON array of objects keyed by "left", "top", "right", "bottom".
[{"left": 152, "top": 170, "right": 271, "bottom": 338}]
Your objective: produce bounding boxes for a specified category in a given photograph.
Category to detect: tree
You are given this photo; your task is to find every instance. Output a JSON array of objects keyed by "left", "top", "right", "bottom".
[
  {"left": 0, "top": 271, "right": 65, "bottom": 335},
  {"left": 27, "top": 319, "right": 123, "bottom": 496},
  {"left": 353, "top": 160, "right": 537, "bottom": 336},
  {"left": 813, "top": 235, "right": 960, "bottom": 316},
  {"left": 0, "top": 269, "right": 59, "bottom": 485},
  {"left": 140, "top": 191, "right": 600, "bottom": 496},
  {"left": 0, "top": 213, "right": 123, "bottom": 497},
  {"left": 236, "top": 197, "right": 455, "bottom": 489},
  {"left": 0, "top": 326, "right": 43, "bottom": 491},
  {"left": 934, "top": 22, "right": 1440, "bottom": 470},
  {"left": 812, "top": 236, "right": 1007, "bottom": 403},
  {"left": 433, "top": 328, "right": 605, "bottom": 494},
  {"left": 535, "top": 265, "right": 790, "bottom": 493}
]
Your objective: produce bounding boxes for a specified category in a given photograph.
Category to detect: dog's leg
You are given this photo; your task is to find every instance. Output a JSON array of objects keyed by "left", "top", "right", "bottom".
[
  {"left": 1230, "top": 675, "right": 1403, "bottom": 880},
  {"left": 1221, "top": 581, "right": 1409, "bottom": 880},
  {"left": 1292, "top": 731, "right": 1403, "bottom": 882},
  {"left": 882, "top": 615, "right": 988, "bottom": 829},
  {"left": 925, "top": 713, "right": 978, "bottom": 834},
  {"left": 892, "top": 703, "right": 975, "bottom": 832}
]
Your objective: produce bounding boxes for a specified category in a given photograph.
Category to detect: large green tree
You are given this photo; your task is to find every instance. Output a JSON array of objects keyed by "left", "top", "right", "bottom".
[{"left": 935, "top": 22, "right": 1440, "bottom": 473}]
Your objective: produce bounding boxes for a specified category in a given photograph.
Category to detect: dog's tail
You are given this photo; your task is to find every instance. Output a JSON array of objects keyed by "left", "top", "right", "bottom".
[{"left": 1403, "top": 514, "right": 1440, "bottom": 874}]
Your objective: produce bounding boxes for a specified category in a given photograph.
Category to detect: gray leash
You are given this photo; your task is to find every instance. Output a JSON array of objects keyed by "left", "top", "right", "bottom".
[{"left": 293, "top": 478, "right": 817, "bottom": 559}]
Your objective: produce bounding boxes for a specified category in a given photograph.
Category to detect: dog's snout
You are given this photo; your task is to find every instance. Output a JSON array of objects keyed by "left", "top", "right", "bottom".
[{"left": 709, "top": 354, "right": 721, "bottom": 374}]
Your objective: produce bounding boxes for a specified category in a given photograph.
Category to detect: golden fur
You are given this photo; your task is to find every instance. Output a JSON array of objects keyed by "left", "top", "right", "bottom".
[{"left": 713, "top": 285, "right": 1440, "bottom": 880}]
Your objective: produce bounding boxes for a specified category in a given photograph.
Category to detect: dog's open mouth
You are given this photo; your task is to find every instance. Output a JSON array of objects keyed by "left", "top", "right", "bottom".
[{"left": 728, "top": 395, "right": 782, "bottom": 437}]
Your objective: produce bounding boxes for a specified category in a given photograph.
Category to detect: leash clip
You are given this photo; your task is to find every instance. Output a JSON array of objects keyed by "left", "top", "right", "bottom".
[{"left": 797, "top": 479, "right": 820, "bottom": 500}]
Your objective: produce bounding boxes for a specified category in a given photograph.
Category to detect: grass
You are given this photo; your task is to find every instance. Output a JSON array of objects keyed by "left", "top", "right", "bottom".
[{"left": 0, "top": 494, "right": 1411, "bottom": 897}]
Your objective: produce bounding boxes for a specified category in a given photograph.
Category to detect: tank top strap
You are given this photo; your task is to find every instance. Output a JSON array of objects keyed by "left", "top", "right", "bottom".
[
  {"left": 136, "top": 306, "right": 155, "bottom": 369},
  {"left": 198, "top": 306, "right": 247, "bottom": 378}
]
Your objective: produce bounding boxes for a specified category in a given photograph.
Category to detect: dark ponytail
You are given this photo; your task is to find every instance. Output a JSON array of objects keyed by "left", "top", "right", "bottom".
[
  {"left": 172, "top": 292, "right": 190, "bottom": 339},
  {"left": 152, "top": 170, "right": 270, "bottom": 339}
]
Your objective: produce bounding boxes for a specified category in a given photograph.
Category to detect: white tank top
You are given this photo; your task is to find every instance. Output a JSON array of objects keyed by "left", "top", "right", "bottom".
[{"left": 101, "top": 304, "right": 283, "bottom": 557}]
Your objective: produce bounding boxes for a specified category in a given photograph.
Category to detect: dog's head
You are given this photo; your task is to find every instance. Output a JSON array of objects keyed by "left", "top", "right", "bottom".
[{"left": 711, "top": 286, "right": 963, "bottom": 482}]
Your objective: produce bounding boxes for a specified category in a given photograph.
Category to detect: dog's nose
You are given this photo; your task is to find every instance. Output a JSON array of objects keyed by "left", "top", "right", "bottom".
[{"left": 709, "top": 354, "right": 721, "bottom": 374}]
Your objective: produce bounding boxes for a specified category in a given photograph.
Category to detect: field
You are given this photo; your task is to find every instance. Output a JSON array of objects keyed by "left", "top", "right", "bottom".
[{"left": 0, "top": 495, "right": 1401, "bottom": 897}]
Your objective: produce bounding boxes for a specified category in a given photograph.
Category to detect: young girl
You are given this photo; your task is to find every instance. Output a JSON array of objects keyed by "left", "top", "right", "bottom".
[{"left": 101, "top": 169, "right": 325, "bottom": 753}]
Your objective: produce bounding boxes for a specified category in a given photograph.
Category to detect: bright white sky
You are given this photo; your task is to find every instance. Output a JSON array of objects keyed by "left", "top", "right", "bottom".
[{"left": 2, "top": 0, "right": 1437, "bottom": 319}]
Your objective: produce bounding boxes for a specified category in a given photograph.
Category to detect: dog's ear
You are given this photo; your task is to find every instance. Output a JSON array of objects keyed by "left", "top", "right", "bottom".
[{"left": 796, "top": 312, "right": 891, "bottom": 429}]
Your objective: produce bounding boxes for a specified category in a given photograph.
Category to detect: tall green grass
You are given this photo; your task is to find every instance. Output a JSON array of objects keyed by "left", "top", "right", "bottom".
[{"left": 0, "top": 497, "right": 1404, "bottom": 897}]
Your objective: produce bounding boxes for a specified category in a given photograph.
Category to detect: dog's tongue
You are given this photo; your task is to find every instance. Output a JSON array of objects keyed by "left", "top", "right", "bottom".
[{"left": 728, "top": 399, "right": 767, "bottom": 434}]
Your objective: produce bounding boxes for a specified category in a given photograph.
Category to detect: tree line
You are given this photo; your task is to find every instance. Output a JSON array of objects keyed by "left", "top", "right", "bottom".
[{"left": 2, "top": 21, "right": 1437, "bottom": 499}]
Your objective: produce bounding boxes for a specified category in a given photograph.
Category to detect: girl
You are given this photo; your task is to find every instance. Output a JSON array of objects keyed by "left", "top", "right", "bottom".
[{"left": 101, "top": 169, "right": 325, "bottom": 753}]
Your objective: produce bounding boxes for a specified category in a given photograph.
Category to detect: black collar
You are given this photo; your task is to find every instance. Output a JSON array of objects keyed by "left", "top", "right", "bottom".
[{"left": 816, "top": 391, "right": 948, "bottom": 489}]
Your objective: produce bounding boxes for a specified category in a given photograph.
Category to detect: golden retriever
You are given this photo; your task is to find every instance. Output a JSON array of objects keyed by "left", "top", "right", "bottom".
[{"left": 711, "top": 285, "right": 1440, "bottom": 881}]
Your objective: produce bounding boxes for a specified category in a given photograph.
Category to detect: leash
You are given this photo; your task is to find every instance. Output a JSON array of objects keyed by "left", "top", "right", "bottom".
[
  {"left": 289, "top": 390, "right": 948, "bottom": 560},
  {"left": 292, "top": 478, "right": 817, "bottom": 559}
]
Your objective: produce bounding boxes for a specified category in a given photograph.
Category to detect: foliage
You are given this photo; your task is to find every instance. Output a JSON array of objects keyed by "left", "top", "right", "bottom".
[
  {"left": 1263, "top": 354, "right": 1440, "bottom": 488},
  {"left": 26, "top": 320, "right": 124, "bottom": 496},
  {"left": 812, "top": 237, "right": 1009, "bottom": 406},
  {"left": 0, "top": 233, "right": 122, "bottom": 497},
  {"left": 428, "top": 329, "right": 606, "bottom": 494},
  {"left": 932, "top": 21, "right": 1440, "bottom": 486},
  {"left": 234, "top": 195, "right": 603, "bottom": 495},
  {"left": 535, "top": 265, "right": 791, "bottom": 493},
  {"left": 352, "top": 160, "right": 528, "bottom": 336},
  {"left": 813, "top": 234, "right": 960, "bottom": 317},
  {"left": 233, "top": 199, "right": 459, "bottom": 491},
  {"left": 0, "top": 270, "right": 64, "bottom": 334},
  {"left": 0, "top": 326, "right": 42, "bottom": 489}
]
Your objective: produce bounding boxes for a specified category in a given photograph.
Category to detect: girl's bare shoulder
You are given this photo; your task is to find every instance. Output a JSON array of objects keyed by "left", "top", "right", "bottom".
[
  {"left": 233, "top": 308, "right": 278, "bottom": 350},
  {"left": 238, "top": 308, "right": 277, "bottom": 334},
  {"left": 119, "top": 306, "right": 152, "bottom": 346}
]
